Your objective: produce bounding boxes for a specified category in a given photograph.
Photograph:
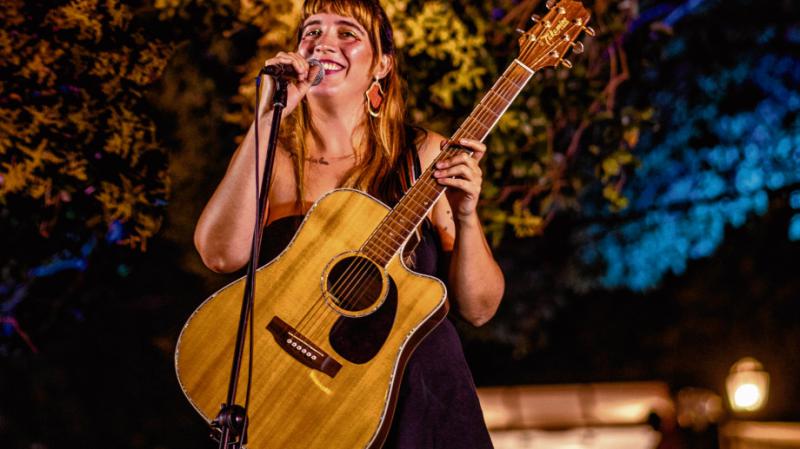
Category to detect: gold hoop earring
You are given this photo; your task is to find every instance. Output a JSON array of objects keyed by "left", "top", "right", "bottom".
[{"left": 365, "top": 77, "right": 384, "bottom": 117}]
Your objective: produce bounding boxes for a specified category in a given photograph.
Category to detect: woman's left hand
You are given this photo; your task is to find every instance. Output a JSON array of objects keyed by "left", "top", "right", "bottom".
[{"left": 433, "top": 138, "right": 487, "bottom": 221}]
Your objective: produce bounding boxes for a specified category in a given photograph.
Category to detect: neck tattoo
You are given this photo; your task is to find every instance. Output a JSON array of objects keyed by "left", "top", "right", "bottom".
[{"left": 305, "top": 154, "right": 355, "bottom": 166}]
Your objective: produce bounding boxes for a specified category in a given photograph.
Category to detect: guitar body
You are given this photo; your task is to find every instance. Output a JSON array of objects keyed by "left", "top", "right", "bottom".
[{"left": 175, "top": 189, "right": 448, "bottom": 449}]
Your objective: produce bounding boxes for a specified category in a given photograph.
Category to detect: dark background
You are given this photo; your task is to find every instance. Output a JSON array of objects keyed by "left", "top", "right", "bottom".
[{"left": 2, "top": 0, "right": 800, "bottom": 448}]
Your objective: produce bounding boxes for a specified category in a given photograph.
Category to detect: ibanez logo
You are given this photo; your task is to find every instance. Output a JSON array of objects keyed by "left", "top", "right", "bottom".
[{"left": 542, "top": 18, "right": 570, "bottom": 45}]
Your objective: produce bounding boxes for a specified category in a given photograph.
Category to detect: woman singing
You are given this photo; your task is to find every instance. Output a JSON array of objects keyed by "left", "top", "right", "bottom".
[{"left": 193, "top": 0, "right": 505, "bottom": 446}]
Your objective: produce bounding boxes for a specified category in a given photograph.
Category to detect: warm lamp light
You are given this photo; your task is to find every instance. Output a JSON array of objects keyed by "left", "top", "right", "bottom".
[{"left": 726, "top": 357, "right": 769, "bottom": 413}]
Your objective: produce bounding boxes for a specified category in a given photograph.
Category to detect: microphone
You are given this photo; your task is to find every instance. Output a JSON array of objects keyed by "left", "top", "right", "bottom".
[{"left": 260, "top": 58, "right": 325, "bottom": 86}]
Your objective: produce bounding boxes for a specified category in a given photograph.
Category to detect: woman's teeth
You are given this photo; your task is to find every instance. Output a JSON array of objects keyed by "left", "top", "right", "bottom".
[{"left": 322, "top": 62, "right": 343, "bottom": 72}]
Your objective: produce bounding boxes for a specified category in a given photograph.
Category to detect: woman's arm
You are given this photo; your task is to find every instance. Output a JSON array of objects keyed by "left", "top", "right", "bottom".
[
  {"left": 419, "top": 133, "right": 505, "bottom": 326},
  {"left": 194, "top": 53, "right": 316, "bottom": 273},
  {"left": 194, "top": 120, "right": 273, "bottom": 273}
]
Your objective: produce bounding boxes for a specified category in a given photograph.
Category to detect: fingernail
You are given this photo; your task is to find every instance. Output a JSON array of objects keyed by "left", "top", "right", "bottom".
[{"left": 436, "top": 162, "right": 444, "bottom": 168}]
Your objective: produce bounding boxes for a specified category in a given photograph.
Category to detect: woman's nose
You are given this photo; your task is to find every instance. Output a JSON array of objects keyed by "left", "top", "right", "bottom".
[
  {"left": 314, "top": 43, "right": 335, "bottom": 55},
  {"left": 314, "top": 31, "right": 337, "bottom": 54}
]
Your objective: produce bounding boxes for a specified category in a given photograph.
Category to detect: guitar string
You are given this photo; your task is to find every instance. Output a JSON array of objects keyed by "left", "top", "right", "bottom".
[
  {"left": 295, "top": 63, "right": 535, "bottom": 341},
  {"left": 313, "top": 53, "right": 544, "bottom": 332},
  {"left": 297, "top": 41, "right": 557, "bottom": 343},
  {"left": 251, "top": 13, "right": 585, "bottom": 441},
  {"left": 295, "top": 47, "right": 547, "bottom": 341},
  {"left": 297, "top": 77, "right": 518, "bottom": 338},
  {"left": 291, "top": 24, "right": 567, "bottom": 342},
  {"left": 293, "top": 124, "right": 486, "bottom": 337},
  {"left": 296, "top": 8, "right": 581, "bottom": 335},
  {"left": 249, "top": 27, "right": 576, "bottom": 442}
]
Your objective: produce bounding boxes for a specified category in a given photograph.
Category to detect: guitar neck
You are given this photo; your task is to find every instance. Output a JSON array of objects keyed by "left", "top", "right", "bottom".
[{"left": 362, "top": 60, "right": 535, "bottom": 266}]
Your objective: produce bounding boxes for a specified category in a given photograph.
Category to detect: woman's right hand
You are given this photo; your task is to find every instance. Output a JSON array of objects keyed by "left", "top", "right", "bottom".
[{"left": 260, "top": 51, "right": 318, "bottom": 118}]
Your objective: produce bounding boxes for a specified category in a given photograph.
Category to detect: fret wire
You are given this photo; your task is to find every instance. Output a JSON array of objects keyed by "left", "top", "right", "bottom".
[
  {"left": 410, "top": 183, "right": 442, "bottom": 211},
  {"left": 476, "top": 101, "right": 502, "bottom": 119},
  {"left": 366, "top": 61, "right": 536, "bottom": 261},
  {"left": 499, "top": 73, "right": 524, "bottom": 90},
  {"left": 403, "top": 192, "right": 432, "bottom": 213},
  {"left": 476, "top": 87, "right": 508, "bottom": 112},
  {"left": 412, "top": 183, "right": 442, "bottom": 206},
  {"left": 394, "top": 201, "right": 424, "bottom": 224},
  {"left": 398, "top": 203, "right": 427, "bottom": 223},
  {"left": 366, "top": 234, "right": 397, "bottom": 254},
  {"left": 376, "top": 227, "right": 405, "bottom": 247},
  {"left": 458, "top": 70, "right": 525, "bottom": 141},
  {"left": 406, "top": 176, "right": 437, "bottom": 199},
  {"left": 374, "top": 224, "right": 408, "bottom": 249},
  {"left": 363, "top": 245, "right": 391, "bottom": 264},
  {"left": 374, "top": 202, "right": 426, "bottom": 249},
  {"left": 472, "top": 70, "right": 531, "bottom": 140},
  {"left": 488, "top": 88, "right": 513, "bottom": 103},
  {"left": 366, "top": 246, "right": 389, "bottom": 261},
  {"left": 369, "top": 245, "right": 395, "bottom": 265},
  {"left": 401, "top": 193, "right": 424, "bottom": 211},
  {"left": 392, "top": 207, "right": 423, "bottom": 230}
]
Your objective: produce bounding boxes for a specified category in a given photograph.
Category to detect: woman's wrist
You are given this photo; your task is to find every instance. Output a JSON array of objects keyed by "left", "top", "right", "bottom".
[{"left": 454, "top": 210, "right": 481, "bottom": 230}]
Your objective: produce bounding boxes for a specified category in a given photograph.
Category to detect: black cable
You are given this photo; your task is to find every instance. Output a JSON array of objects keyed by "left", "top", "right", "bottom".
[{"left": 240, "top": 74, "right": 263, "bottom": 449}]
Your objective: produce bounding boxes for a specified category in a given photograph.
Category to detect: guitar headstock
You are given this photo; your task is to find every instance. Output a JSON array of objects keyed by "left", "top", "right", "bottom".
[{"left": 517, "top": 0, "right": 593, "bottom": 71}]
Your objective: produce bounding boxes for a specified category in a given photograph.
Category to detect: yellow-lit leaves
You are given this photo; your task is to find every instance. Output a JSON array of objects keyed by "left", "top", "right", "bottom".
[
  {"left": 509, "top": 200, "right": 545, "bottom": 238},
  {"left": 401, "top": 2, "right": 487, "bottom": 108},
  {"left": 18, "top": 41, "right": 65, "bottom": 87},
  {"left": 600, "top": 150, "right": 633, "bottom": 181},
  {"left": 97, "top": 177, "right": 147, "bottom": 222},
  {"left": 602, "top": 184, "right": 628, "bottom": 211},
  {"left": 1, "top": 0, "right": 171, "bottom": 250},
  {"left": 47, "top": 0, "right": 104, "bottom": 43}
]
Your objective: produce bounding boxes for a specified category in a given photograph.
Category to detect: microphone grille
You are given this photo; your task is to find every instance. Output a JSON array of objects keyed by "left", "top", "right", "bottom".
[{"left": 307, "top": 59, "right": 325, "bottom": 86}]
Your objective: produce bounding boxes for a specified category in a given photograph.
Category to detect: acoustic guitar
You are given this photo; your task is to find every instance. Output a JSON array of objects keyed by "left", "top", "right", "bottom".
[{"left": 175, "top": 2, "right": 592, "bottom": 447}]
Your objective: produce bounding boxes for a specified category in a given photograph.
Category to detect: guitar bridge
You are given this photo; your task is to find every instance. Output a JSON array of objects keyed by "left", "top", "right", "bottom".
[{"left": 266, "top": 316, "right": 342, "bottom": 378}]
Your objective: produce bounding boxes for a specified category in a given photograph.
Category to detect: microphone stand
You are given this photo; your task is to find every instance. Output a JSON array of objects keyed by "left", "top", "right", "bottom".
[{"left": 211, "top": 74, "right": 288, "bottom": 449}]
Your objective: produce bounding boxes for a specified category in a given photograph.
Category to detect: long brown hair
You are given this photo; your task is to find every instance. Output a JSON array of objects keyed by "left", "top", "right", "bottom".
[{"left": 284, "top": 0, "right": 418, "bottom": 209}]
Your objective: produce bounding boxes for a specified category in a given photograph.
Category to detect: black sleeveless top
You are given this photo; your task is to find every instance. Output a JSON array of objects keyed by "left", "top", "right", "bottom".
[
  {"left": 259, "top": 150, "right": 494, "bottom": 449},
  {"left": 260, "top": 217, "right": 493, "bottom": 449}
]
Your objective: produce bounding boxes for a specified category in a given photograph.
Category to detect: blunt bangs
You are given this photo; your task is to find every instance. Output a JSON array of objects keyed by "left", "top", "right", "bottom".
[{"left": 299, "top": 0, "right": 394, "bottom": 59}]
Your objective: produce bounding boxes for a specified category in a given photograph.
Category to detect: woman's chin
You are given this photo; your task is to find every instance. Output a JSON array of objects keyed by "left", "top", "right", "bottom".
[{"left": 308, "top": 84, "right": 356, "bottom": 101}]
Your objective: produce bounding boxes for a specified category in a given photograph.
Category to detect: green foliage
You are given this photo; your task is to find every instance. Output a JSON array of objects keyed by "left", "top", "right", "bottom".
[
  {"left": 0, "top": 0, "right": 176, "bottom": 354},
  {"left": 0, "top": 0, "right": 643, "bottom": 354},
  {"left": 1, "top": 0, "right": 172, "bottom": 251},
  {"left": 219, "top": 0, "right": 644, "bottom": 245}
]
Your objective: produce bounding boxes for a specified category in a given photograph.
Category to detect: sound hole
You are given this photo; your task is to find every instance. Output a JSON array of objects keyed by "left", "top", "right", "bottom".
[
  {"left": 329, "top": 277, "right": 397, "bottom": 364},
  {"left": 327, "top": 255, "right": 384, "bottom": 314}
]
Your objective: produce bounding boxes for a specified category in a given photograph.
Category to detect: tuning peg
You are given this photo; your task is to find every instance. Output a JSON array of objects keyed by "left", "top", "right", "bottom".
[
  {"left": 516, "top": 28, "right": 525, "bottom": 34},
  {"left": 546, "top": 0, "right": 557, "bottom": 9},
  {"left": 572, "top": 18, "right": 596, "bottom": 37},
  {"left": 548, "top": 50, "right": 572, "bottom": 69},
  {"left": 557, "top": 6, "right": 567, "bottom": 15},
  {"left": 530, "top": 14, "right": 541, "bottom": 22},
  {"left": 559, "top": 35, "right": 585, "bottom": 55}
]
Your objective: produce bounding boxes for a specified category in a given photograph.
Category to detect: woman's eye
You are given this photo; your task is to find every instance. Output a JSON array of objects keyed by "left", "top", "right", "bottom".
[
  {"left": 340, "top": 30, "right": 358, "bottom": 38},
  {"left": 303, "top": 29, "right": 321, "bottom": 38}
]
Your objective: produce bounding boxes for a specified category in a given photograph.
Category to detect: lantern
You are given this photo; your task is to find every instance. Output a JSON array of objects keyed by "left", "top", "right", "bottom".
[{"left": 725, "top": 357, "right": 769, "bottom": 413}]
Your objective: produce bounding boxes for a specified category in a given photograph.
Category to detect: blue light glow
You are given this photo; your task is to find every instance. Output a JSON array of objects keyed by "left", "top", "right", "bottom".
[{"left": 578, "top": 46, "right": 800, "bottom": 290}]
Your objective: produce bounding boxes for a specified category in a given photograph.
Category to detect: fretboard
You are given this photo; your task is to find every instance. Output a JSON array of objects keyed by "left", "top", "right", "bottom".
[{"left": 363, "top": 60, "right": 535, "bottom": 266}]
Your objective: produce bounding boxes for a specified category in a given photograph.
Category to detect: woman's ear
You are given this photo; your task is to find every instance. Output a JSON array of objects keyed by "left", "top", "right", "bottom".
[{"left": 374, "top": 54, "right": 393, "bottom": 80}]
